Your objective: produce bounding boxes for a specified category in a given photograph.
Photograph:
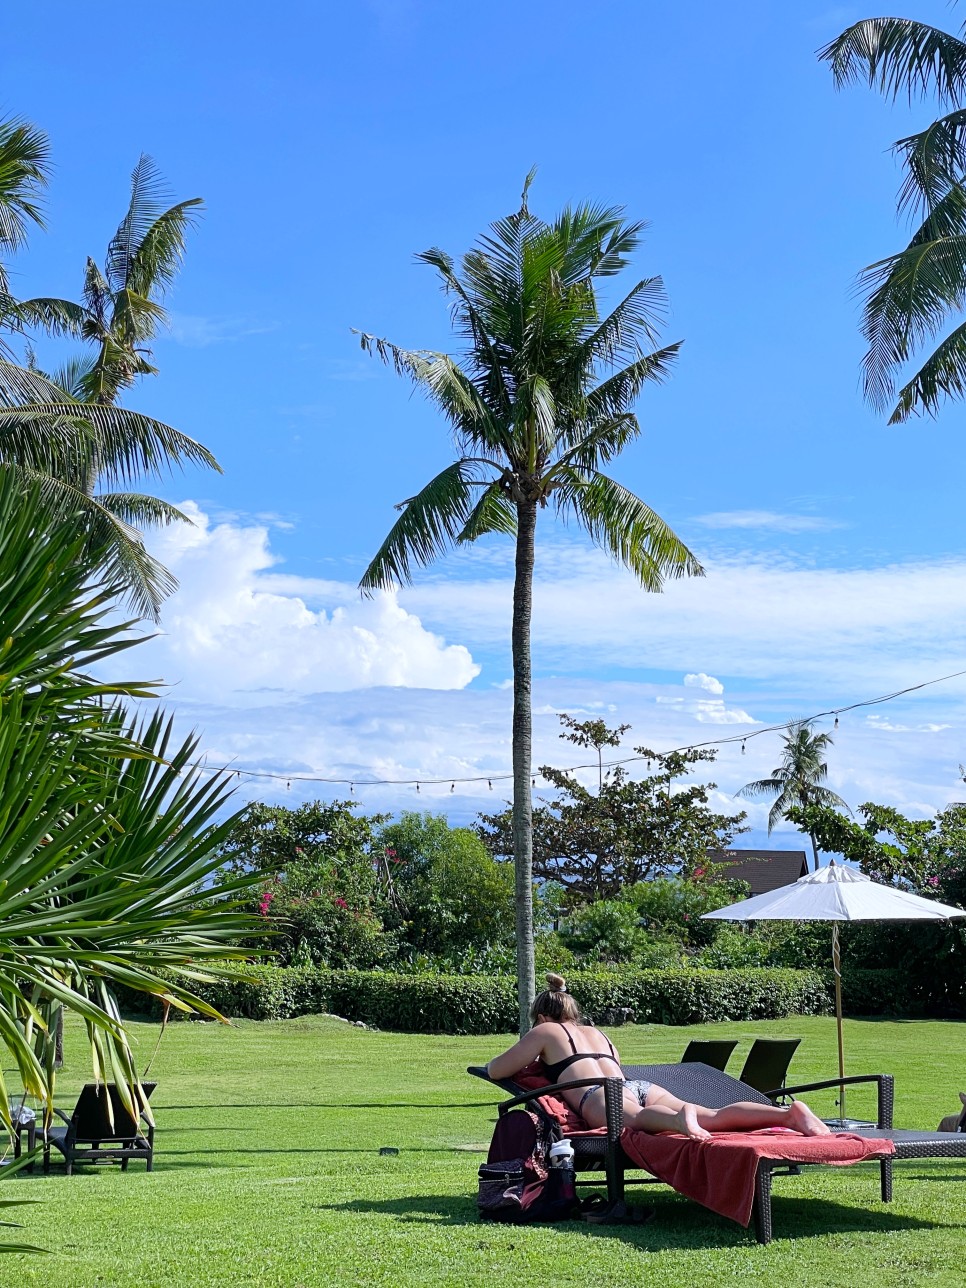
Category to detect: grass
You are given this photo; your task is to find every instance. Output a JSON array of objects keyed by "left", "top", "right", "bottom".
[{"left": 5, "top": 1012, "right": 966, "bottom": 1286}]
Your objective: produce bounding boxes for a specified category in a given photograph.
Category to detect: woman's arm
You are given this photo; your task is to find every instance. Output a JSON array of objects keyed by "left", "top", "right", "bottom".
[{"left": 486, "top": 1026, "right": 545, "bottom": 1080}]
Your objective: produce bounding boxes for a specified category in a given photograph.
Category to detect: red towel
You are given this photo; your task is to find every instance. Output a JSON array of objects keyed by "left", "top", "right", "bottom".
[{"left": 620, "top": 1127, "right": 896, "bottom": 1226}]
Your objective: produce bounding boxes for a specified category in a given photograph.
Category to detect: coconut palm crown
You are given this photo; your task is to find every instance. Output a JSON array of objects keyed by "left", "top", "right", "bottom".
[
  {"left": 358, "top": 177, "right": 703, "bottom": 1032},
  {"left": 0, "top": 139, "right": 218, "bottom": 620},
  {"left": 738, "top": 721, "right": 849, "bottom": 872},
  {"left": 822, "top": 15, "right": 966, "bottom": 421}
]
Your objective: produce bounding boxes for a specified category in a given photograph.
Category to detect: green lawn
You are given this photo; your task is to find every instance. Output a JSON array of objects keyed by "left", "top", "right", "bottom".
[{"left": 6, "top": 1013, "right": 966, "bottom": 1287}]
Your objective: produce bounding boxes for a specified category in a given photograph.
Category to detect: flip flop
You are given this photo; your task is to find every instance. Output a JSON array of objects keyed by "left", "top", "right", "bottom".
[{"left": 582, "top": 1198, "right": 655, "bottom": 1225}]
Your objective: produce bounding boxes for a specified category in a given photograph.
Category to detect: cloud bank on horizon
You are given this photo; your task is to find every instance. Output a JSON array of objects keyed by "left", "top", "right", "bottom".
[{"left": 120, "top": 502, "right": 966, "bottom": 843}]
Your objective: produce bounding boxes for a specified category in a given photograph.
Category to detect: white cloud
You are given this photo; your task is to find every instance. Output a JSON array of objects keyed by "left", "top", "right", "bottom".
[
  {"left": 112, "top": 517, "right": 966, "bottom": 847},
  {"left": 692, "top": 510, "right": 845, "bottom": 533},
  {"left": 118, "top": 504, "right": 478, "bottom": 701},
  {"left": 685, "top": 672, "right": 725, "bottom": 695},
  {"left": 164, "top": 313, "right": 279, "bottom": 347},
  {"left": 397, "top": 541, "right": 966, "bottom": 699}
]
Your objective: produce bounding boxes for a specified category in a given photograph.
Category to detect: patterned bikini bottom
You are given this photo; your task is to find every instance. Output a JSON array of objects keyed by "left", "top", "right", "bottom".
[{"left": 577, "top": 1078, "right": 653, "bottom": 1117}]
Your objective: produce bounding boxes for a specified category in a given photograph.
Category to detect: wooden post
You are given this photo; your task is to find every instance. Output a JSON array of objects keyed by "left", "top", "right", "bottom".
[{"left": 832, "top": 922, "right": 846, "bottom": 1122}]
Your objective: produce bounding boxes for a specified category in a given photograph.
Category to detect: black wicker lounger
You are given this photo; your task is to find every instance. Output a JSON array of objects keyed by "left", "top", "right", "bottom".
[{"left": 469, "top": 1060, "right": 966, "bottom": 1243}]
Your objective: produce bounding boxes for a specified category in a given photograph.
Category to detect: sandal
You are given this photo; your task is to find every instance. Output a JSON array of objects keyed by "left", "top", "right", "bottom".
[{"left": 582, "top": 1198, "right": 655, "bottom": 1225}]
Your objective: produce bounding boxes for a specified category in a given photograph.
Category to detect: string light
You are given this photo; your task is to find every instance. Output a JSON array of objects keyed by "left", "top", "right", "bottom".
[{"left": 181, "top": 666, "right": 966, "bottom": 793}]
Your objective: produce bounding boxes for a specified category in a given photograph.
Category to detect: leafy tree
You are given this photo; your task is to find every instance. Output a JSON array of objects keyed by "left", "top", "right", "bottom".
[
  {"left": 738, "top": 721, "right": 847, "bottom": 872},
  {"left": 821, "top": 15, "right": 966, "bottom": 420},
  {"left": 217, "top": 800, "right": 391, "bottom": 967},
  {"left": 377, "top": 812, "right": 515, "bottom": 960},
  {"left": 0, "top": 468, "right": 265, "bottom": 1128},
  {"left": 479, "top": 718, "right": 746, "bottom": 900},
  {"left": 790, "top": 799, "right": 966, "bottom": 898},
  {"left": 358, "top": 182, "right": 702, "bottom": 1030},
  {"left": 0, "top": 127, "right": 219, "bottom": 619}
]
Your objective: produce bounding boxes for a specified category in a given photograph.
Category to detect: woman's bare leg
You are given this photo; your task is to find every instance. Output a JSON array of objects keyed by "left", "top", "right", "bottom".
[{"left": 624, "top": 1088, "right": 831, "bottom": 1139}]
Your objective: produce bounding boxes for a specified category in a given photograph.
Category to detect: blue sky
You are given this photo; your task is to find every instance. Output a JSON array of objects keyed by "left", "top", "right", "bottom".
[{"left": 5, "top": 1, "right": 966, "bottom": 848}]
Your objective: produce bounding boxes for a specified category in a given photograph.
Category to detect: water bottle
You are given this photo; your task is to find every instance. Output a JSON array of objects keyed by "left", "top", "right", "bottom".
[{"left": 548, "top": 1138, "right": 577, "bottom": 1207}]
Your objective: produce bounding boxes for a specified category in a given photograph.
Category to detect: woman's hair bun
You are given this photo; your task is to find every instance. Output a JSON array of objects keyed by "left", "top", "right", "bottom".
[{"left": 546, "top": 971, "right": 567, "bottom": 992}]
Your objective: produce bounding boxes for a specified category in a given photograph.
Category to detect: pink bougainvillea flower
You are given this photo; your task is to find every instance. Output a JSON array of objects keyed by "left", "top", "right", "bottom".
[
  {"left": 334, "top": 897, "right": 349, "bottom": 910},
  {"left": 927, "top": 876, "right": 941, "bottom": 887}
]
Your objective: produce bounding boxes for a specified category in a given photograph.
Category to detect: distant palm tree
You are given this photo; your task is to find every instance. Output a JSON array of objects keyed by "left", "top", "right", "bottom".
[
  {"left": 358, "top": 177, "right": 703, "bottom": 1032},
  {"left": 821, "top": 16, "right": 966, "bottom": 421},
  {"left": 0, "top": 136, "right": 218, "bottom": 619},
  {"left": 738, "top": 721, "right": 848, "bottom": 871}
]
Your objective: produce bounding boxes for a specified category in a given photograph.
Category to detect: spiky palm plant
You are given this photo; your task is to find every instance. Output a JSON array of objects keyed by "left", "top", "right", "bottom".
[
  {"left": 738, "top": 721, "right": 849, "bottom": 872},
  {"left": 358, "top": 178, "right": 703, "bottom": 1032},
  {"left": 822, "top": 15, "right": 966, "bottom": 420},
  {"left": 0, "top": 468, "right": 263, "bottom": 1130}
]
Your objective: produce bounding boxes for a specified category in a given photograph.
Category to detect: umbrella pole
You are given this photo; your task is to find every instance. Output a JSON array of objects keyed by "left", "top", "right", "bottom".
[{"left": 832, "top": 922, "right": 846, "bottom": 1123}]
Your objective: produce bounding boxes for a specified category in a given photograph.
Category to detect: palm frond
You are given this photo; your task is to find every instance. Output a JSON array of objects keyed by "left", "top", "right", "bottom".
[
  {"left": 858, "top": 230, "right": 966, "bottom": 409},
  {"left": 105, "top": 156, "right": 171, "bottom": 295},
  {"left": 557, "top": 469, "right": 703, "bottom": 589},
  {"left": 583, "top": 343, "right": 683, "bottom": 425},
  {"left": 456, "top": 481, "right": 516, "bottom": 542},
  {"left": 359, "top": 459, "right": 495, "bottom": 592},
  {"left": 95, "top": 492, "right": 195, "bottom": 529},
  {"left": 895, "top": 109, "right": 966, "bottom": 219},
  {"left": 14, "top": 297, "right": 88, "bottom": 340},
  {"left": 820, "top": 18, "right": 966, "bottom": 106},
  {"left": 0, "top": 117, "right": 49, "bottom": 254},
  {"left": 578, "top": 276, "right": 668, "bottom": 366},
  {"left": 888, "top": 316, "right": 966, "bottom": 420},
  {"left": 127, "top": 197, "right": 203, "bottom": 299},
  {"left": 551, "top": 414, "right": 641, "bottom": 473}
]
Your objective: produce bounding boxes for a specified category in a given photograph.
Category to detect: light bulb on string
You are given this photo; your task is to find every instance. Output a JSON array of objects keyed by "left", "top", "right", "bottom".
[
  {"left": 450, "top": 783, "right": 455, "bottom": 793},
  {"left": 834, "top": 716, "right": 839, "bottom": 729},
  {"left": 286, "top": 780, "right": 291, "bottom": 791},
  {"left": 487, "top": 780, "right": 493, "bottom": 791},
  {"left": 415, "top": 782, "right": 420, "bottom": 793},
  {"left": 741, "top": 740, "right": 746, "bottom": 755}
]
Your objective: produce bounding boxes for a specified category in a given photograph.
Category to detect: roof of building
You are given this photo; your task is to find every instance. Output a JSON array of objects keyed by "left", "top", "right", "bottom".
[{"left": 707, "top": 848, "right": 809, "bottom": 895}]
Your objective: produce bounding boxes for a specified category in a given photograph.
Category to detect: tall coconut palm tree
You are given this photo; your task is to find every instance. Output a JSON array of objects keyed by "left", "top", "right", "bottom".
[
  {"left": 0, "top": 138, "right": 218, "bottom": 619},
  {"left": 358, "top": 178, "right": 703, "bottom": 1032},
  {"left": 821, "top": 16, "right": 966, "bottom": 421},
  {"left": 738, "top": 721, "right": 849, "bottom": 872}
]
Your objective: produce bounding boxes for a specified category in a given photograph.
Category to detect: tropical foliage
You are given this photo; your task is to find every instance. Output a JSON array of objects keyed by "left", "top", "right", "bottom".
[
  {"left": 0, "top": 469, "right": 263, "bottom": 1131},
  {"left": 822, "top": 14, "right": 966, "bottom": 420},
  {"left": 0, "top": 120, "right": 219, "bottom": 619},
  {"left": 738, "top": 721, "right": 847, "bottom": 871},
  {"left": 358, "top": 178, "right": 702, "bottom": 1030},
  {"left": 479, "top": 716, "right": 747, "bottom": 899}
]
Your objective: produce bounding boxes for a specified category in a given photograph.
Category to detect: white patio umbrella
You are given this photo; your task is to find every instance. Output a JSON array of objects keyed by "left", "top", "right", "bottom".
[{"left": 701, "top": 861, "right": 966, "bottom": 1122}]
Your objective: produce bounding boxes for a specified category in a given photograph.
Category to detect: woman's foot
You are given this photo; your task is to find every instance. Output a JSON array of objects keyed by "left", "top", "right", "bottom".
[
  {"left": 786, "top": 1100, "right": 832, "bottom": 1136},
  {"left": 678, "top": 1103, "right": 712, "bottom": 1140}
]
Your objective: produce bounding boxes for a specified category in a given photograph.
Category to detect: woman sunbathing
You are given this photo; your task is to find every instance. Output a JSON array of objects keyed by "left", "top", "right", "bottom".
[{"left": 486, "top": 973, "right": 831, "bottom": 1141}]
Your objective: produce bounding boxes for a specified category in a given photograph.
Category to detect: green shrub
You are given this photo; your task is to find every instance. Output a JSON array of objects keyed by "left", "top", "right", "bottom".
[{"left": 117, "top": 964, "right": 827, "bottom": 1032}]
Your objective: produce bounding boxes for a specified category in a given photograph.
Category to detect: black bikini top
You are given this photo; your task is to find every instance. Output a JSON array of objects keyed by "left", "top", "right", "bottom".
[{"left": 540, "top": 1021, "right": 621, "bottom": 1081}]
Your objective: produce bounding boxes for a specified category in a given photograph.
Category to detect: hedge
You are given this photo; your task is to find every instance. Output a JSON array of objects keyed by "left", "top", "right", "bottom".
[{"left": 117, "top": 965, "right": 828, "bottom": 1034}]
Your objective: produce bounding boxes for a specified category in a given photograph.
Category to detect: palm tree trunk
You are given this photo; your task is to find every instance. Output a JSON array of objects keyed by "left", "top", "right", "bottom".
[
  {"left": 809, "top": 831, "right": 820, "bottom": 874},
  {"left": 512, "top": 499, "right": 537, "bottom": 1036}
]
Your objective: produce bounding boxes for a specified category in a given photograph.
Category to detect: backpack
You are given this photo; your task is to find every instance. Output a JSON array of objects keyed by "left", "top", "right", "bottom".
[{"left": 476, "top": 1108, "right": 578, "bottom": 1223}]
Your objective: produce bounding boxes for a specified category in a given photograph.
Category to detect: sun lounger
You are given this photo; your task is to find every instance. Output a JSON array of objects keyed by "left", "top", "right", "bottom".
[{"left": 468, "top": 1060, "right": 966, "bottom": 1242}]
